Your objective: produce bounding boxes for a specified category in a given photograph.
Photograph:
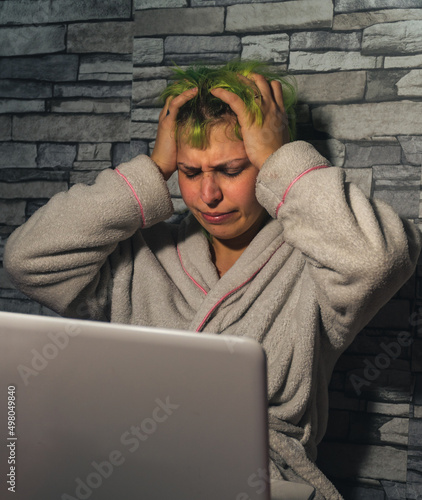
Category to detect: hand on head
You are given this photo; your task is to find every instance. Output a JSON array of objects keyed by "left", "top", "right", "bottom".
[
  {"left": 151, "top": 70, "right": 290, "bottom": 178},
  {"left": 210, "top": 73, "right": 289, "bottom": 169},
  {"left": 150, "top": 87, "right": 198, "bottom": 180}
]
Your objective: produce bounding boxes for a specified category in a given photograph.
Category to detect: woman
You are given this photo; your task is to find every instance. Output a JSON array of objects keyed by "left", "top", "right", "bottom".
[{"left": 4, "top": 62, "right": 421, "bottom": 499}]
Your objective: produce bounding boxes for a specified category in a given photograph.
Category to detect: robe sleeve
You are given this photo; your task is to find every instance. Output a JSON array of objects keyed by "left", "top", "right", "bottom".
[
  {"left": 4, "top": 155, "right": 173, "bottom": 319},
  {"left": 256, "top": 140, "right": 421, "bottom": 351}
]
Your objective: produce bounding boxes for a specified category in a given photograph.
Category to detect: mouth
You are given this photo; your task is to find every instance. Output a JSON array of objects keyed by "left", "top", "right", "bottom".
[{"left": 200, "top": 211, "right": 236, "bottom": 224}]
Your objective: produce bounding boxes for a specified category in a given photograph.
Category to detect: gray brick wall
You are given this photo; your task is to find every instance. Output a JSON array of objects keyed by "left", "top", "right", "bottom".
[
  {"left": 1, "top": 1, "right": 421, "bottom": 497},
  {"left": 0, "top": 0, "right": 134, "bottom": 316}
]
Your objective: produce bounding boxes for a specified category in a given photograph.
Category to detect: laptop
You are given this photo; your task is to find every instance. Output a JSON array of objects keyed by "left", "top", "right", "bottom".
[{"left": 0, "top": 311, "right": 270, "bottom": 500}]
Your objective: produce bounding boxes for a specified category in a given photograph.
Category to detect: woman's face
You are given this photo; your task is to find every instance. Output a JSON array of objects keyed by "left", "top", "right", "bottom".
[{"left": 177, "top": 125, "right": 267, "bottom": 245}]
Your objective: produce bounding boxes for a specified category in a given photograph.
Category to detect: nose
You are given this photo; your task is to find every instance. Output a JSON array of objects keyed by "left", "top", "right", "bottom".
[{"left": 200, "top": 173, "right": 223, "bottom": 206}]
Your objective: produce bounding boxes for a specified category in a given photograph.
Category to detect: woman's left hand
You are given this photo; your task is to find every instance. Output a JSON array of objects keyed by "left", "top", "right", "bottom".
[{"left": 210, "top": 74, "right": 289, "bottom": 169}]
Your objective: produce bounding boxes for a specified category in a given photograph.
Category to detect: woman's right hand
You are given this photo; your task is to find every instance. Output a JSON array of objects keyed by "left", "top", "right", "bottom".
[{"left": 150, "top": 88, "right": 198, "bottom": 181}]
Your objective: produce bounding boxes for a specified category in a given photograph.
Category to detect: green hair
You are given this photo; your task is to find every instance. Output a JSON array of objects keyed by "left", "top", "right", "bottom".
[{"left": 161, "top": 60, "right": 297, "bottom": 149}]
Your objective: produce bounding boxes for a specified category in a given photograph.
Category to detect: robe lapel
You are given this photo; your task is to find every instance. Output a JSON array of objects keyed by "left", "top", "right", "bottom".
[{"left": 177, "top": 215, "right": 287, "bottom": 333}]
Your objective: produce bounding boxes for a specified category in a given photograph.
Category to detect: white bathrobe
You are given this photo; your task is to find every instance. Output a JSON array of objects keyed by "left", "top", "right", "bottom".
[{"left": 5, "top": 141, "right": 421, "bottom": 499}]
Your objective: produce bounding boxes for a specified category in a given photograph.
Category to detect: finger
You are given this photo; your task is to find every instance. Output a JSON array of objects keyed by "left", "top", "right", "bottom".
[
  {"left": 210, "top": 87, "right": 250, "bottom": 124},
  {"left": 234, "top": 73, "right": 261, "bottom": 98},
  {"left": 167, "top": 87, "right": 198, "bottom": 115},
  {"left": 158, "top": 96, "right": 174, "bottom": 119},
  {"left": 247, "top": 73, "right": 273, "bottom": 101},
  {"left": 270, "top": 80, "right": 285, "bottom": 112}
]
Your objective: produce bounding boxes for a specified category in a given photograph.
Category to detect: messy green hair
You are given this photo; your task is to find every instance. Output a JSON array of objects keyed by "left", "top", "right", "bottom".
[{"left": 161, "top": 60, "right": 297, "bottom": 149}]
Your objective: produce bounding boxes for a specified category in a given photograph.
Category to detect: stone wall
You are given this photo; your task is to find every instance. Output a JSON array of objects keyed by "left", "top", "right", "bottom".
[
  {"left": 0, "top": 0, "right": 134, "bottom": 313},
  {"left": 1, "top": 1, "right": 421, "bottom": 498}
]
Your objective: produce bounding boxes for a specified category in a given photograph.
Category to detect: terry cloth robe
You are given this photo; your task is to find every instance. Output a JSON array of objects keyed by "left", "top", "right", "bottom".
[{"left": 4, "top": 141, "right": 421, "bottom": 499}]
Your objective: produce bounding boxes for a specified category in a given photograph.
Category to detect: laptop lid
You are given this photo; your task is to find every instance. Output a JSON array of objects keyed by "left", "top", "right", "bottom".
[{"left": 0, "top": 311, "right": 270, "bottom": 500}]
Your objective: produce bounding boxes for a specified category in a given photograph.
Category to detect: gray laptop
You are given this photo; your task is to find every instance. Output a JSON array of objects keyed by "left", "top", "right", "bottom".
[{"left": 0, "top": 311, "right": 271, "bottom": 500}]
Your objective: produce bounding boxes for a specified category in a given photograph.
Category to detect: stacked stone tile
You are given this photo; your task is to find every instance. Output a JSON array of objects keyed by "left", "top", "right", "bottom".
[
  {"left": 0, "top": 0, "right": 133, "bottom": 314},
  {"left": 1, "top": 0, "right": 421, "bottom": 497}
]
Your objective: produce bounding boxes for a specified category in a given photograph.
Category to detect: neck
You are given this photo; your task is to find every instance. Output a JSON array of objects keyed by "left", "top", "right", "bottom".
[
  {"left": 210, "top": 212, "right": 269, "bottom": 277},
  {"left": 210, "top": 242, "right": 245, "bottom": 278}
]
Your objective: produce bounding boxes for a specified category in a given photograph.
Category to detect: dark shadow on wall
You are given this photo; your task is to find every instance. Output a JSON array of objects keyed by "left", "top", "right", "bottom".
[
  {"left": 318, "top": 271, "right": 420, "bottom": 499},
  {"left": 295, "top": 118, "right": 422, "bottom": 499}
]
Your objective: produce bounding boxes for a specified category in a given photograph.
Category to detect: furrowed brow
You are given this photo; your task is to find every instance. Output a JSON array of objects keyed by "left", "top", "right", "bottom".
[
  {"left": 177, "top": 163, "right": 201, "bottom": 172},
  {"left": 212, "top": 158, "right": 248, "bottom": 169},
  {"left": 177, "top": 158, "right": 248, "bottom": 170}
]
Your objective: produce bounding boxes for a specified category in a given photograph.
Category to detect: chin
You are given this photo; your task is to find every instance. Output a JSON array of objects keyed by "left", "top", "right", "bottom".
[{"left": 208, "top": 227, "right": 246, "bottom": 241}]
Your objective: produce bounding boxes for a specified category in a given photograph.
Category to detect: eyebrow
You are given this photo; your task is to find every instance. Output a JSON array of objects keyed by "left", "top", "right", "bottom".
[{"left": 177, "top": 158, "right": 249, "bottom": 170}]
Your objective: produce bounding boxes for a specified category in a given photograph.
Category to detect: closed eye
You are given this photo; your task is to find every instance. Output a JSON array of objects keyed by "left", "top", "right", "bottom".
[
  {"left": 220, "top": 168, "right": 243, "bottom": 178},
  {"left": 181, "top": 168, "right": 243, "bottom": 179},
  {"left": 177, "top": 160, "right": 248, "bottom": 179},
  {"left": 181, "top": 169, "right": 201, "bottom": 179}
]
